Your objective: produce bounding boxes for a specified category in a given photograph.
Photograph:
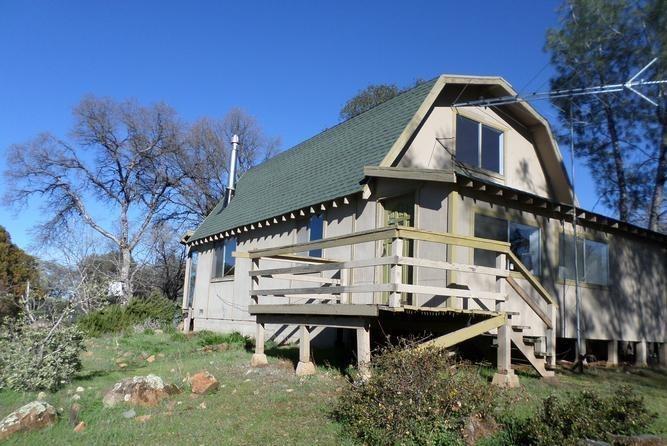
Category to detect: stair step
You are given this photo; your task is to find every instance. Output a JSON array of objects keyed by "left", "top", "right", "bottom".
[{"left": 512, "top": 325, "right": 531, "bottom": 331}]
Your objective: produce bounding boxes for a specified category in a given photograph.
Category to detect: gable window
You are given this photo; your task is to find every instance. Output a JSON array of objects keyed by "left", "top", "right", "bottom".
[
  {"left": 559, "top": 234, "right": 608, "bottom": 285},
  {"left": 455, "top": 115, "right": 504, "bottom": 174},
  {"left": 308, "top": 214, "right": 324, "bottom": 257},
  {"left": 212, "top": 237, "right": 237, "bottom": 278},
  {"left": 474, "top": 214, "right": 540, "bottom": 275}
]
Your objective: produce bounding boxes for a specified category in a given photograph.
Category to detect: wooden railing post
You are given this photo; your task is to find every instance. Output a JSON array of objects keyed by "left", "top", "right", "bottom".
[
  {"left": 389, "top": 237, "right": 403, "bottom": 308},
  {"left": 340, "top": 268, "right": 350, "bottom": 304}
]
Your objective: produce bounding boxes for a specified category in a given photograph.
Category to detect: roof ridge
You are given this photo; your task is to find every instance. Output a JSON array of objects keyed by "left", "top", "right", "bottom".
[{"left": 239, "top": 78, "right": 438, "bottom": 178}]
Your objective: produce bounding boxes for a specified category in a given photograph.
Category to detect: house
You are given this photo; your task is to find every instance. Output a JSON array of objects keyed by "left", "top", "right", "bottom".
[{"left": 181, "top": 75, "right": 667, "bottom": 386}]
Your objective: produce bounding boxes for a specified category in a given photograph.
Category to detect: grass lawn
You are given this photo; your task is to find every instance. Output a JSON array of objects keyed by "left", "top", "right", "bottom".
[{"left": 1, "top": 330, "right": 666, "bottom": 445}]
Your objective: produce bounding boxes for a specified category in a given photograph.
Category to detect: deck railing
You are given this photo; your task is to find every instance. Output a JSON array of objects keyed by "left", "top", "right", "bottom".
[{"left": 247, "top": 225, "right": 558, "bottom": 365}]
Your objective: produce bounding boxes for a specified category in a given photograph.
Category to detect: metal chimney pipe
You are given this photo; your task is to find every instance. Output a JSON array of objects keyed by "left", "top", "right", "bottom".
[{"left": 225, "top": 134, "right": 239, "bottom": 206}]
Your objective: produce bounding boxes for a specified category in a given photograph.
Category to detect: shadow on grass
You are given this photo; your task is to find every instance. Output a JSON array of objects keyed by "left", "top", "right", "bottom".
[
  {"left": 75, "top": 369, "right": 112, "bottom": 382},
  {"left": 263, "top": 345, "right": 353, "bottom": 375}
]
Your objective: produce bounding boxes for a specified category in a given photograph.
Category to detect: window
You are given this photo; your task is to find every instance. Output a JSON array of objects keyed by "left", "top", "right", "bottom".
[
  {"left": 474, "top": 214, "right": 541, "bottom": 274},
  {"left": 308, "top": 214, "right": 324, "bottom": 257},
  {"left": 212, "top": 238, "right": 236, "bottom": 278},
  {"left": 187, "top": 251, "right": 198, "bottom": 307},
  {"left": 455, "top": 115, "right": 504, "bottom": 174},
  {"left": 559, "top": 234, "right": 608, "bottom": 285}
]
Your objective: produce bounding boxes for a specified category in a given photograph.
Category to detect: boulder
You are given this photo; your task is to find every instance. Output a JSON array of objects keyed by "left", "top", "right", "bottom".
[
  {"left": 73, "top": 421, "right": 86, "bottom": 433},
  {"left": 102, "top": 375, "right": 180, "bottom": 408},
  {"left": 189, "top": 371, "right": 219, "bottom": 395},
  {"left": 462, "top": 415, "right": 499, "bottom": 446},
  {"left": 0, "top": 401, "right": 58, "bottom": 441}
]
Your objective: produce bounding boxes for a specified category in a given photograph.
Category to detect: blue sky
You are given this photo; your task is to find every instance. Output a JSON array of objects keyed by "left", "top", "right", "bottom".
[{"left": 0, "top": 0, "right": 602, "bottom": 252}]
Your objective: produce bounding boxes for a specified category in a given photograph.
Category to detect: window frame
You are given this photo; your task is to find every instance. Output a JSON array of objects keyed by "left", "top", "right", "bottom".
[
  {"left": 558, "top": 233, "right": 609, "bottom": 286},
  {"left": 455, "top": 114, "right": 505, "bottom": 176},
  {"left": 211, "top": 237, "right": 237, "bottom": 280},
  {"left": 308, "top": 214, "right": 325, "bottom": 258},
  {"left": 473, "top": 213, "right": 542, "bottom": 276}
]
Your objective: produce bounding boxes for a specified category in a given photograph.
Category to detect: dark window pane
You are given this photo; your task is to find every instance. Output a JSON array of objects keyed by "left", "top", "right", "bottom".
[
  {"left": 481, "top": 125, "right": 502, "bottom": 173},
  {"left": 559, "top": 234, "right": 584, "bottom": 281},
  {"left": 509, "top": 222, "right": 540, "bottom": 274},
  {"left": 187, "top": 252, "right": 198, "bottom": 306},
  {"left": 584, "top": 240, "right": 608, "bottom": 285},
  {"left": 456, "top": 115, "right": 479, "bottom": 168},
  {"left": 223, "top": 238, "right": 236, "bottom": 276},
  {"left": 474, "top": 214, "right": 507, "bottom": 267},
  {"left": 308, "top": 214, "right": 324, "bottom": 257},
  {"left": 213, "top": 246, "right": 225, "bottom": 278}
]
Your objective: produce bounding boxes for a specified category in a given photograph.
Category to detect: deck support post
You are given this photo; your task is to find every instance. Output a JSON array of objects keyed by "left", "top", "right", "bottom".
[
  {"left": 660, "top": 343, "right": 667, "bottom": 368},
  {"left": 607, "top": 340, "right": 618, "bottom": 367},
  {"left": 545, "top": 303, "right": 557, "bottom": 368},
  {"left": 356, "top": 324, "right": 371, "bottom": 380},
  {"left": 492, "top": 319, "right": 519, "bottom": 387},
  {"left": 340, "top": 268, "right": 350, "bottom": 304},
  {"left": 635, "top": 340, "right": 648, "bottom": 367},
  {"left": 296, "top": 325, "right": 316, "bottom": 376},
  {"left": 250, "top": 322, "right": 268, "bottom": 367},
  {"left": 389, "top": 237, "right": 403, "bottom": 308}
]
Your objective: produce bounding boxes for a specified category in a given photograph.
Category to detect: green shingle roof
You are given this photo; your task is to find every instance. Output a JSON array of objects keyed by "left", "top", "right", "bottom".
[{"left": 190, "top": 79, "right": 437, "bottom": 243}]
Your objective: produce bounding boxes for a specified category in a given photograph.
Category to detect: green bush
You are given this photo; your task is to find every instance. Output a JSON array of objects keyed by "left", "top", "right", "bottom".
[
  {"left": 78, "top": 292, "right": 179, "bottom": 336},
  {"left": 196, "top": 330, "right": 252, "bottom": 349},
  {"left": 0, "top": 322, "right": 85, "bottom": 391},
  {"left": 503, "top": 385, "right": 656, "bottom": 445},
  {"left": 334, "top": 343, "right": 496, "bottom": 446}
]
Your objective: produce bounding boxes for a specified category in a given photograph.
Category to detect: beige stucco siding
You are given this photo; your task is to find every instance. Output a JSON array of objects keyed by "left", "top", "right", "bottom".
[{"left": 398, "top": 105, "right": 555, "bottom": 199}]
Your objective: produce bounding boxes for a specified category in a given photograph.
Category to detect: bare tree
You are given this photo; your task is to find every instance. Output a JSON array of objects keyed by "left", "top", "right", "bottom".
[
  {"left": 170, "top": 108, "right": 279, "bottom": 224},
  {"left": 3, "top": 96, "right": 183, "bottom": 303}
]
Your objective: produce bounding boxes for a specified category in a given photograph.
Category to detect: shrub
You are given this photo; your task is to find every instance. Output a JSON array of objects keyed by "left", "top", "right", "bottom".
[
  {"left": 0, "top": 321, "right": 85, "bottom": 391},
  {"left": 503, "top": 385, "right": 656, "bottom": 445},
  {"left": 196, "top": 330, "right": 252, "bottom": 349},
  {"left": 78, "top": 292, "right": 179, "bottom": 336},
  {"left": 334, "top": 343, "right": 496, "bottom": 446}
]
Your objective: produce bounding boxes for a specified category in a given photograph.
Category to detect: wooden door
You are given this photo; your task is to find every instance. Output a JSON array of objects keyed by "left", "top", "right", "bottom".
[{"left": 381, "top": 195, "right": 414, "bottom": 304}]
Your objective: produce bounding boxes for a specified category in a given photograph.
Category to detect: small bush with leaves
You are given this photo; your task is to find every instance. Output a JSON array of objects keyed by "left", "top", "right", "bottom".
[
  {"left": 0, "top": 321, "right": 85, "bottom": 391},
  {"left": 503, "top": 385, "right": 656, "bottom": 445},
  {"left": 334, "top": 342, "right": 496, "bottom": 446},
  {"left": 78, "top": 292, "right": 179, "bottom": 336}
]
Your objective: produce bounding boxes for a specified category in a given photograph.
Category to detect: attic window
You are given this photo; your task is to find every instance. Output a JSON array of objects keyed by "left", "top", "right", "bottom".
[{"left": 455, "top": 115, "right": 504, "bottom": 175}]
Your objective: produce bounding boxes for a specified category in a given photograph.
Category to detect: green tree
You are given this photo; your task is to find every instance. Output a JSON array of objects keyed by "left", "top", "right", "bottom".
[
  {"left": 0, "top": 226, "right": 39, "bottom": 318},
  {"left": 339, "top": 84, "right": 401, "bottom": 121},
  {"left": 546, "top": 0, "right": 667, "bottom": 231}
]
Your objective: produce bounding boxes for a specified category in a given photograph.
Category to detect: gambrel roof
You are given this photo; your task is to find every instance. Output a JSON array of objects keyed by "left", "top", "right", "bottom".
[{"left": 189, "top": 74, "right": 664, "bottom": 246}]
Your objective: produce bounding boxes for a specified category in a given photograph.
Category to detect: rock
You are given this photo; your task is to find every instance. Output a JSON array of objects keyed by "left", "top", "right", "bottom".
[
  {"left": 118, "top": 363, "right": 128, "bottom": 369},
  {"left": 122, "top": 409, "right": 136, "bottom": 419},
  {"left": 146, "top": 355, "right": 156, "bottom": 363},
  {"left": 37, "top": 391, "right": 47, "bottom": 401},
  {"left": 73, "top": 421, "right": 86, "bottom": 433},
  {"left": 608, "top": 434, "right": 667, "bottom": 446},
  {"left": 199, "top": 402, "right": 207, "bottom": 410},
  {"left": 135, "top": 415, "right": 151, "bottom": 423},
  {"left": 75, "top": 386, "right": 84, "bottom": 393},
  {"left": 154, "top": 329, "right": 163, "bottom": 335},
  {"left": 462, "top": 415, "right": 499, "bottom": 446},
  {"left": 0, "top": 401, "right": 58, "bottom": 441},
  {"left": 69, "top": 403, "right": 81, "bottom": 426},
  {"left": 189, "top": 371, "right": 219, "bottom": 395},
  {"left": 103, "top": 375, "right": 180, "bottom": 408},
  {"left": 71, "top": 394, "right": 81, "bottom": 401}
]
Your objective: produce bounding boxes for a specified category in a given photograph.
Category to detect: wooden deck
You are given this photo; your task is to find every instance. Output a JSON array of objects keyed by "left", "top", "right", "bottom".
[{"left": 246, "top": 226, "right": 558, "bottom": 385}]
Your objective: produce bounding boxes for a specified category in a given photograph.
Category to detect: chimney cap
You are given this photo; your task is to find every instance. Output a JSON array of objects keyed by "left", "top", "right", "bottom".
[{"left": 231, "top": 134, "right": 240, "bottom": 145}]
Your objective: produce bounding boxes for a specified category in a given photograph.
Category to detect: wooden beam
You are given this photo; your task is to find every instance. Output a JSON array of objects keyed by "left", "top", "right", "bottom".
[
  {"left": 505, "top": 254, "right": 558, "bottom": 308},
  {"left": 363, "top": 166, "right": 456, "bottom": 184},
  {"left": 396, "top": 284, "right": 505, "bottom": 302},
  {"left": 256, "top": 313, "right": 370, "bottom": 329},
  {"left": 418, "top": 314, "right": 507, "bottom": 349},
  {"left": 397, "top": 256, "right": 509, "bottom": 277},
  {"left": 251, "top": 283, "right": 395, "bottom": 297},
  {"left": 250, "top": 304, "right": 378, "bottom": 317},
  {"left": 505, "top": 276, "right": 553, "bottom": 328},
  {"left": 250, "top": 256, "right": 398, "bottom": 277}
]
